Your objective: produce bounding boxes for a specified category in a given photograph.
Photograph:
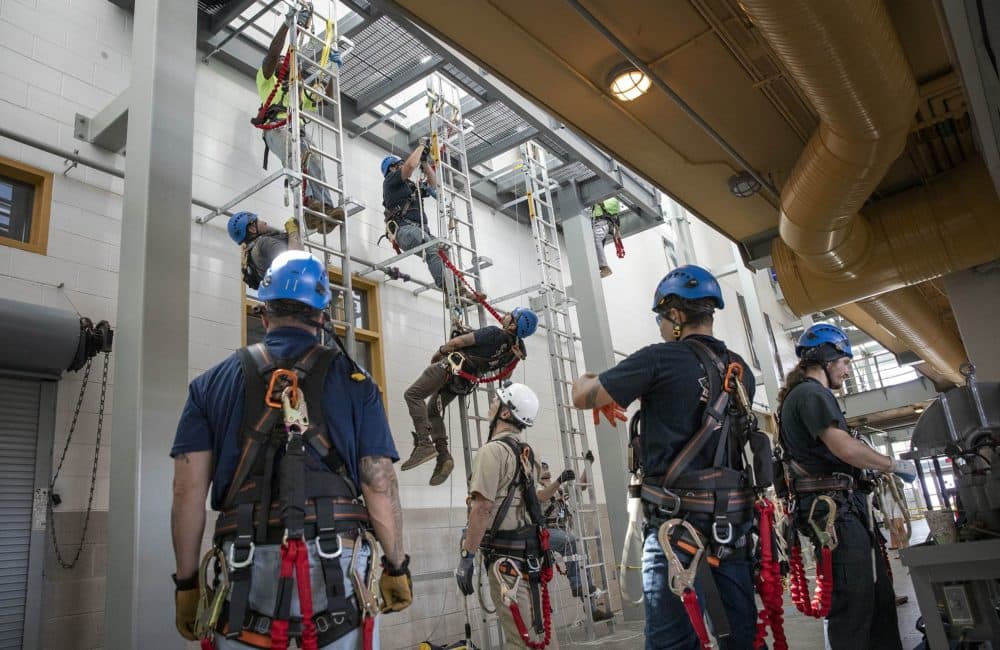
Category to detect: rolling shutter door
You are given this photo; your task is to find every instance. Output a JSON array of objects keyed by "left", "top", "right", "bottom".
[{"left": 0, "top": 378, "right": 41, "bottom": 649}]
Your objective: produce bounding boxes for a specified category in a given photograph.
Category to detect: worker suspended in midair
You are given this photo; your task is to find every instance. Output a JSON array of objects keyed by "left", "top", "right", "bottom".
[
  {"left": 227, "top": 211, "right": 303, "bottom": 290},
  {"left": 402, "top": 307, "right": 538, "bottom": 486},
  {"left": 253, "top": 2, "right": 344, "bottom": 234},
  {"left": 591, "top": 197, "right": 625, "bottom": 278}
]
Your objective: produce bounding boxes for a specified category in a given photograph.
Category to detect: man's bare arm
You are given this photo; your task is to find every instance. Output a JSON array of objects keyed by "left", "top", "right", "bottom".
[
  {"left": 171, "top": 451, "right": 213, "bottom": 579},
  {"left": 431, "top": 332, "right": 477, "bottom": 362},
  {"left": 463, "top": 494, "right": 494, "bottom": 553},
  {"left": 400, "top": 144, "right": 424, "bottom": 180},
  {"left": 536, "top": 479, "right": 563, "bottom": 503},
  {"left": 262, "top": 23, "right": 289, "bottom": 79},
  {"left": 571, "top": 373, "right": 615, "bottom": 410},
  {"left": 360, "top": 456, "right": 406, "bottom": 567},
  {"left": 422, "top": 160, "right": 437, "bottom": 187},
  {"left": 819, "top": 427, "right": 894, "bottom": 472}
]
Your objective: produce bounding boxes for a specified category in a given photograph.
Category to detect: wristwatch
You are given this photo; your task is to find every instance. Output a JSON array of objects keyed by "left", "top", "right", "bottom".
[{"left": 460, "top": 547, "right": 473, "bottom": 558}]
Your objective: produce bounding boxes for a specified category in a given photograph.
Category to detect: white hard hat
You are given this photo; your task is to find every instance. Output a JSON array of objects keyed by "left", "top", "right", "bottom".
[{"left": 496, "top": 381, "right": 539, "bottom": 427}]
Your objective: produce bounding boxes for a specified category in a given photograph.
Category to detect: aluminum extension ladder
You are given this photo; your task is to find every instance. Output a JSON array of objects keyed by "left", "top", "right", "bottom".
[
  {"left": 520, "top": 142, "right": 616, "bottom": 640},
  {"left": 198, "top": 0, "right": 358, "bottom": 354}
]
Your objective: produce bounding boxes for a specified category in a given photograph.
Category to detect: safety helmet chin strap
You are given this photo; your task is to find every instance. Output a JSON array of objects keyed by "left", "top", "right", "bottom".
[{"left": 488, "top": 407, "right": 522, "bottom": 439}]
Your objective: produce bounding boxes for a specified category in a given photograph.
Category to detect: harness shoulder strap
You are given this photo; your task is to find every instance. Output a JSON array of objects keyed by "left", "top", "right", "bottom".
[{"left": 661, "top": 340, "right": 731, "bottom": 488}]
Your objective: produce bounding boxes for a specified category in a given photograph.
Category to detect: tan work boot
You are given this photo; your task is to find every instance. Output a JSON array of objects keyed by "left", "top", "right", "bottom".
[
  {"left": 303, "top": 198, "right": 340, "bottom": 234},
  {"left": 592, "top": 607, "right": 614, "bottom": 622},
  {"left": 599, "top": 266, "right": 613, "bottom": 278},
  {"left": 401, "top": 433, "right": 436, "bottom": 471},
  {"left": 429, "top": 452, "right": 454, "bottom": 485}
]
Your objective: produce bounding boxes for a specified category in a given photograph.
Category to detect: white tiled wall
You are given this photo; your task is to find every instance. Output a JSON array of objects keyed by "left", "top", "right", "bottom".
[{"left": 0, "top": 0, "right": 799, "bottom": 644}]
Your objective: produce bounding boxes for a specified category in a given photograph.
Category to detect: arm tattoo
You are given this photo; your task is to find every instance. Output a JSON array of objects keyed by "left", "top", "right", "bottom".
[
  {"left": 360, "top": 456, "right": 404, "bottom": 565},
  {"left": 584, "top": 382, "right": 601, "bottom": 409}
]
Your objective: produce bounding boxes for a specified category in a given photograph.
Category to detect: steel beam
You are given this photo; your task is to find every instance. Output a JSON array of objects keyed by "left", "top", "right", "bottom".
[
  {"left": 467, "top": 126, "right": 538, "bottom": 167},
  {"left": 354, "top": 55, "right": 442, "bottom": 113},
  {"left": 105, "top": 0, "right": 196, "bottom": 647},
  {"left": 73, "top": 90, "right": 130, "bottom": 153},
  {"left": 557, "top": 186, "right": 641, "bottom": 623},
  {"left": 208, "top": 0, "right": 258, "bottom": 34}
]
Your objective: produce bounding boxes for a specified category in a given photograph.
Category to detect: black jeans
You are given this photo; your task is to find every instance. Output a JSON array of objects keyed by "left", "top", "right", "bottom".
[{"left": 796, "top": 492, "right": 902, "bottom": 650}]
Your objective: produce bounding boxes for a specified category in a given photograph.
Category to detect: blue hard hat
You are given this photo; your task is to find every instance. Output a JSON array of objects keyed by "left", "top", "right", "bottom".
[
  {"left": 652, "top": 264, "right": 724, "bottom": 312},
  {"left": 795, "top": 324, "right": 852, "bottom": 360},
  {"left": 227, "top": 211, "right": 258, "bottom": 244},
  {"left": 381, "top": 155, "right": 402, "bottom": 177},
  {"left": 511, "top": 307, "right": 539, "bottom": 338},
  {"left": 258, "top": 251, "right": 331, "bottom": 310}
]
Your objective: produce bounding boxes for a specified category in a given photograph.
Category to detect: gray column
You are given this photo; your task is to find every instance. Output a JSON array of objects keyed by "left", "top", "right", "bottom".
[
  {"left": 943, "top": 266, "right": 1000, "bottom": 381},
  {"left": 105, "top": 0, "right": 196, "bottom": 646},
  {"left": 560, "top": 187, "right": 641, "bottom": 621}
]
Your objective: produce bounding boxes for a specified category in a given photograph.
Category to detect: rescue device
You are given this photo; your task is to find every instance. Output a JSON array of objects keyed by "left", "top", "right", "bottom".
[{"left": 199, "top": 343, "right": 379, "bottom": 650}]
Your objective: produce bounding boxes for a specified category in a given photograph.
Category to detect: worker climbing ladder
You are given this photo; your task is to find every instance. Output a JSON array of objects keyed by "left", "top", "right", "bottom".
[
  {"left": 519, "top": 142, "right": 616, "bottom": 640},
  {"left": 197, "top": 1, "right": 358, "bottom": 354}
]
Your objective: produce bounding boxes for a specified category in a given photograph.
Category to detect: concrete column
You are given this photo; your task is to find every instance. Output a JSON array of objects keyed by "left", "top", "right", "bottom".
[
  {"left": 105, "top": 0, "right": 196, "bottom": 646},
  {"left": 559, "top": 185, "right": 640, "bottom": 621},
  {"left": 943, "top": 265, "right": 1000, "bottom": 381}
]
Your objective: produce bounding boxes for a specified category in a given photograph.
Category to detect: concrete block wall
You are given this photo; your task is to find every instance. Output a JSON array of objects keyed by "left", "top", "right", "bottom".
[{"left": 0, "top": 1, "right": 798, "bottom": 647}]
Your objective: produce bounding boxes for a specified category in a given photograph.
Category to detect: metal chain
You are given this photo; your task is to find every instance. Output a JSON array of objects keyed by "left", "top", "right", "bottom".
[{"left": 48, "top": 352, "right": 110, "bottom": 569}]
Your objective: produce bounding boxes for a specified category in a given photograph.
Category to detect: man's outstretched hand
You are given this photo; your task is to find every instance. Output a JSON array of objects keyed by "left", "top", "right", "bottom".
[{"left": 593, "top": 403, "right": 627, "bottom": 428}]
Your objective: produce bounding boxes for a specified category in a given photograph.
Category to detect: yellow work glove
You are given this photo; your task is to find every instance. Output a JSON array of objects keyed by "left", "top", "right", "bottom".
[
  {"left": 284, "top": 217, "right": 300, "bottom": 234},
  {"left": 379, "top": 554, "right": 413, "bottom": 613},
  {"left": 173, "top": 573, "right": 199, "bottom": 641}
]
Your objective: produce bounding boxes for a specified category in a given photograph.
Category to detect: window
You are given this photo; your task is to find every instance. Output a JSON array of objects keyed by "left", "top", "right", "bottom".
[
  {"left": 0, "top": 156, "right": 52, "bottom": 254},
  {"left": 242, "top": 270, "right": 386, "bottom": 396}
]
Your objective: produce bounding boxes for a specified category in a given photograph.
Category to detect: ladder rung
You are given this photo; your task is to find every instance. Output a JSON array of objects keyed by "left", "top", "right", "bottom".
[
  {"left": 299, "top": 110, "right": 342, "bottom": 134},
  {"left": 306, "top": 145, "right": 342, "bottom": 165},
  {"left": 300, "top": 173, "right": 346, "bottom": 195}
]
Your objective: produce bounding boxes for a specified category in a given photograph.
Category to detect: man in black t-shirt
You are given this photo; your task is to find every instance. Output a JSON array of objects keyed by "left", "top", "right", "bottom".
[
  {"left": 401, "top": 308, "right": 537, "bottom": 486},
  {"left": 777, "top": 323, "right": 916, "bottom": 650},
  {"left": 227, "top": 211, "right": 303, "bottom": 289},
  {"left": 380, "top": 143, "right": 446, "bottom": 289},
  {"left": 570, "top": 265, "right": 758, "bottom": 649}
]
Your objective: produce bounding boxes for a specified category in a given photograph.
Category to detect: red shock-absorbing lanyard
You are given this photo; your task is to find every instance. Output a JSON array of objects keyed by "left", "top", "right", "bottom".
[
  {"left": 788, "top": 496, "right": 837, "bottom": 618},
  {"left": 270, "top": 538, "right": 319, "bottom": 650},
  {"left": 753, "top": 500, "right": 788, "bottom": 650},
  {"left": 253, "top": 47, "right": 293, "bottom": 131},
  {"left": 499, "top": 529, "right": 554, "bottom": 649},
  {"left": 436, "top": 249, "right": 502, "bottom": 323}
]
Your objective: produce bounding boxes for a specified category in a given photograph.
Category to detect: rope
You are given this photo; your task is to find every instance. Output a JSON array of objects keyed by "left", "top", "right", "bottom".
[
  {"left": 253, "top": 45, "right": 293, "bottom": 131},
  {"left": 452, "top": 357, "right": 520, "bottom": 386},
  {"left": 436, "top": 249, "right": 502, "bottom": 323},
  {"left": 753, "top": 500, "right": 788, "bottom": 650},
  {"left": 614, "top": 235, "right": 625, "bottom": 259}
]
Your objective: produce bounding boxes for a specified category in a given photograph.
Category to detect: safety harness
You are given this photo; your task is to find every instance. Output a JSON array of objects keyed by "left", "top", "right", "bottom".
[
  {"left": 593, "top": 204, "right": 625, "bottom": 259},
  {"left": 637, "top": 339, "right": 781, "bottom": 649},
  {"left": 203, "top": 343, "right": 377, "bottom": 650},
  {"left": 480, "top": 436, "right": 555, "bottom": 649}
]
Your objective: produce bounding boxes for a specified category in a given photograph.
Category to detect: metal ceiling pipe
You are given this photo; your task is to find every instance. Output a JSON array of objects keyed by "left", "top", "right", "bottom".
[
  {"left": 742, "top": 0, "right": 969, "bottom": 381},
  {"left": 774, "top": 159, "right": 1000, "bottom": 313}
]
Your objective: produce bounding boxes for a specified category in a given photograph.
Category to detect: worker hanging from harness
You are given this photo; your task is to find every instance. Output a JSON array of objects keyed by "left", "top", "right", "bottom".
[
  {"left": 571, "top": 265, "right": 772, "bottom": 649},
  {"left": 455, "top": 382, "right": 556, "bottom": 649},
  {"left": 254, "top": 2, "right": 344, "bottom": 235},
  {"left": 228, "top": 211, "right": 304, "bottom": 290},
  {"left": 170, "top": 251, "right": 413, "bottom": 650},
  {"left": 401, "top": 307, "right": 538, "bottom": 486},
  {"left": 774, "top": 323, "right": 917, "bottom": 650},
  {"left": 537, "top": 456, "right": 614, "bottom": 622},
  {"left": 591, "top": 197, "right": 624, "bottom": 279}
]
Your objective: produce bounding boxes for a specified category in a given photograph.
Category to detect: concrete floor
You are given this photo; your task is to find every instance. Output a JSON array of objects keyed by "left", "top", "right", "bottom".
[{"left": 562, "top": 519, "right": 929, "bottom": 650}]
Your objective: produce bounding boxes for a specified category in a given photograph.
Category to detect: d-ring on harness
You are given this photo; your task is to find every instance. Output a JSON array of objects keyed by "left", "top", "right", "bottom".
[{"left": 657, "top": 519, "right": 713, "bottom": 650}]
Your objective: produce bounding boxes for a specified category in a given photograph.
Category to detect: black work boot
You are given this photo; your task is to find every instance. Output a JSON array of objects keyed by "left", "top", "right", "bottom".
[
  {"left": 401, "top": 432, "right": 436, "bottom": 471},
  {"left": 429, "top": 438, "right": 454, "bottom": 486}
]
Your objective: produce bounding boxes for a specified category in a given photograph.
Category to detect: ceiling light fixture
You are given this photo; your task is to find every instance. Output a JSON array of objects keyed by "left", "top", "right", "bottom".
[
  {"left": 728, "top": 171, "right": 762, "bottom": 198},
  {"left": 608, "top": 64, "right": 651, "bottom": 102}
]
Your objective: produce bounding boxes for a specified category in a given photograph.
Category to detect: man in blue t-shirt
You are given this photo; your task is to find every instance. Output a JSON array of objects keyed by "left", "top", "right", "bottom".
[
  {"left": 401, "top": 308, "right": 538, "bottom": 486},
  {"left": 570, "top": 265, "right": 757, "bottom": 650},
  {"left": 170, "top": 252, "right": 411, "bottom": 648}
]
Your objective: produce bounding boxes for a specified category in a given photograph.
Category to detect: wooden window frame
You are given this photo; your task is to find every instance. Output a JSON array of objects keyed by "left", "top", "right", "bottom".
[
  {"left": 240, "top": 270, "right": 386, "bottom": 400},
  {"left": 0, "top": 156, "right": 53, "bottom": 255}
]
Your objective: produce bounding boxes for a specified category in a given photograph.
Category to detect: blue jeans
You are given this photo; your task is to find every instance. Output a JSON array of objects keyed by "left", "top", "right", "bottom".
[
  {"left": 215, "top": 543, "right": 379, "bottom": 650},
  {"left": 547, "top": 527, "right": 593, "bottom": 597},
  {"left": 642, "top": 527, "right": 756, "bottom": 650},
  {"left": 394, "top": 222, "right": 445, "bottom": 289}
]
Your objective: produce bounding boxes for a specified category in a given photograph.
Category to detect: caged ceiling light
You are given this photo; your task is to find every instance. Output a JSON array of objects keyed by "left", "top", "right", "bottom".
[{"left": 608, "top": 64, "right": 651, "bottom": 101}]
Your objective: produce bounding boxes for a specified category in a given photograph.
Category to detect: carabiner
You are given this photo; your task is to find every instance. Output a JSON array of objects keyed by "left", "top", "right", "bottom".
[
  {"left": 808, "top": 495, "right": 839, "bottom": 550},
  {"left": 281, "top": 386, "right": 309, "bottom": 436},
  {"left": 493, "top": 557, "right": 523, "bottom": 606},
  {"left": 656, "top": 519, "right": 704, "bottom": 598}
]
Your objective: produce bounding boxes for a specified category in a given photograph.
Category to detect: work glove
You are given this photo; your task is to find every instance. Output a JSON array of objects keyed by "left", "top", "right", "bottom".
[
  {"left": 455, "top": 551, "right": 476, "bottom": 596},
  {"left": 558, "top": 469, "right": 576, "bottom": 484},
  {"left": 593, "top": 402, "right": 627, "bottom": 428},
  {"left": 284, "top": 217, "right": 299, "bottom": 234},
  {"left": 890, "top": 458, "right": 917, "bottom": 483},
  {"left": 173, "top": 573, "right": 199, "bottom": 641},
  {"left": 420, "top": 142, "right": 431, "bottom": 163},
  {"left": 379, "top": 555, "right": 413, "bottom": 613},
  {"left": 584, "top": 450, "right": 595, "bottom": 464},
  {"left": 330, "top": 50, "right": 342, "bottom": 68}
]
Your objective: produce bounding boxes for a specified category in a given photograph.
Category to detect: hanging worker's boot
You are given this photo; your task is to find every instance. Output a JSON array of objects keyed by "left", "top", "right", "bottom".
[
  {"left": 429, "top": 438, "right": 454, "bottom": 486},
  {"left": 401, "top": 432, "right": 436, "bottom": 471},
  {"left": 304, "top": 198, "right": 342, "bottom": 234},
  {"left": 591, "top": 607, "right": 614, "bottom": 622},
  {"left": 599, "top": 266, "right": 613, "bottom": 278}
]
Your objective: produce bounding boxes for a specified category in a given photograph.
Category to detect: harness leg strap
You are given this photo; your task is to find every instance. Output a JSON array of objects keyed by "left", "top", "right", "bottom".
[
  {"left": 668, "top": 524, "right": 731, "bottom": 647},
  {"left": 226, "top": 503, "right": 255, "bottom": 638},
  {"left": 315, "top": 499, "right": 350, "bottom": 617}
]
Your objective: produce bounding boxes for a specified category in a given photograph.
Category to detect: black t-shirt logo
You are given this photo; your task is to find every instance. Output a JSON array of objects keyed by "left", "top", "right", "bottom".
[{"left": 698, "top": 375, "right": 710, "bottom": 404}]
